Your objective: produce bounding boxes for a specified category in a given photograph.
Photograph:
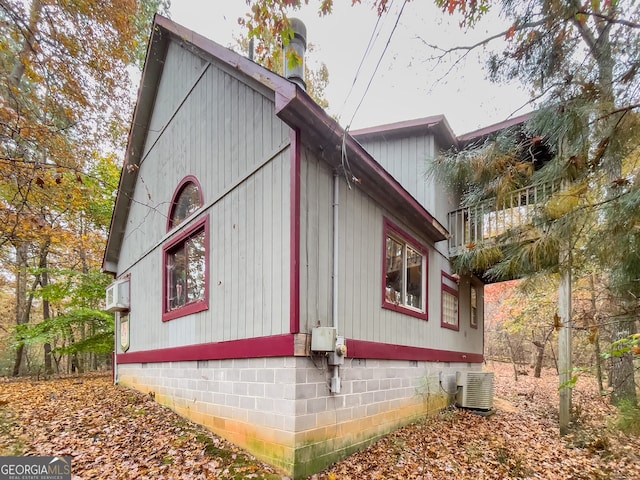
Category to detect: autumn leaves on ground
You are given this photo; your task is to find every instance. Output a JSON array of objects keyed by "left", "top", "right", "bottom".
[{"left": 1, "top": 362, "right": 638, "bottom": 479}]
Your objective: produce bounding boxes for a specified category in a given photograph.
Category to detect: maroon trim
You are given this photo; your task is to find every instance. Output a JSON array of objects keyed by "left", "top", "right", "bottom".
[
  {"left": 290, "top": 129, "right": 301, "bottom": 334},
  {"left": 458, "top": 112, "right": 533, "bottom": 145},
  {"left": 162, "top": 215, "right": 210, "bottom": 322},
  {"left": 274, "top": 89, "right": 449, "bottom": 243},
  {"left": 347, "top": 339, "right": 483, "bottom": 363},
  {"left": 441, "top": 270, "right": 460, "bottom": 331},
  {"left": 117, "top": 334, "right": 295, "bottom": 364},
  {"left": 382, "top": 218, "right": 429, "bottom": 321},
  {"left": 350, "top": 114, "right": 457, "bottom": 147},
  {"left": 166, "top": 175, "right": 204, "bottom": 231}
]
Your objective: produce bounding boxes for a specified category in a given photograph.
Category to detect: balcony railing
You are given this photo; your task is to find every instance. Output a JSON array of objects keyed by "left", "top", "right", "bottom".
[{"left": 448, "top": 182, "right": 559, "bottom": 256}]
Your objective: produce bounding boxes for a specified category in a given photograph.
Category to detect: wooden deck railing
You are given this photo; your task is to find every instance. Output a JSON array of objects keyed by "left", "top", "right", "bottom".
[{"left": 448, "top": 182, "right": 559, "bottom": 256}]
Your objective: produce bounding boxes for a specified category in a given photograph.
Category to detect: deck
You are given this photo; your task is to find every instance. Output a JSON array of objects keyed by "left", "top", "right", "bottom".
[{"left": 448, "top": 182, "right": 559, "bottom": 256}]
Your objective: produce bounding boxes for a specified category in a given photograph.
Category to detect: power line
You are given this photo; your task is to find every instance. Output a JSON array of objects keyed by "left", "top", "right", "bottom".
[{"left": 346, "top": 0, "right": 409, "bottom": 130}]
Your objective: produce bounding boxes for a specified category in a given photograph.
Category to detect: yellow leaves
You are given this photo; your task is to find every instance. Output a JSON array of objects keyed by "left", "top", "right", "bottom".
[{"left": 545, "top": 184, "right": 587, "bottom": 219}]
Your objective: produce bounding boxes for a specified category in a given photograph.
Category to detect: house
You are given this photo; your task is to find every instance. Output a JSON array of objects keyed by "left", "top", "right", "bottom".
[{"left": 103, "top": 15, "right": 487, "bottom": 478}]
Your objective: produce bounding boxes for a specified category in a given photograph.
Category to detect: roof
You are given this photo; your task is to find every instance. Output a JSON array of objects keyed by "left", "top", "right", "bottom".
[
  {"left": 350, "top": 115, "right": 457, "bottom": 147},
  {"left": 457, "top": 112, "right": 534, "bottom": 146},
  {"left": 103, "top": 15, "right": 449, "bottom": 274}
]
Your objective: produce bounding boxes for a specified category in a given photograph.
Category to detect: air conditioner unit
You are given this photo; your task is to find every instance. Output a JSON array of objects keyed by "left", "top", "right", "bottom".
[
  {"left": 106, "top": 278, "right": 130, "bottom": 312},
  {"left": 456, "top": 371, "right": 494, "bottom": 410}
]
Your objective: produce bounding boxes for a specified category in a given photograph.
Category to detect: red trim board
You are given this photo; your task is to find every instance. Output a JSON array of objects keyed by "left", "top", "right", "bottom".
[
  {"left": 290, "top": 129, "right": 301, "bottom": 334},
  {"left": 117, "top": 334, "right": 295, "bottom": 364},
  {"left": 116, "top": 334, "right": 482, "bottom": 365}
]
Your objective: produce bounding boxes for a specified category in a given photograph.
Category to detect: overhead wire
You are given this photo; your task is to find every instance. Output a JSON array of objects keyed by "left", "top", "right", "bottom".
[
  {"left": 346, "top": 0, "right": 409, "bottom": 131},
  {"left": 339, "top": 0, "right": 410, "bottom": 188}
]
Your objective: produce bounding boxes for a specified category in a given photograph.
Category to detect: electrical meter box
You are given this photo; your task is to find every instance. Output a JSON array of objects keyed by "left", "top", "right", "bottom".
[{"left": 311, "top": 327, "right": 336, "bottom": 352}]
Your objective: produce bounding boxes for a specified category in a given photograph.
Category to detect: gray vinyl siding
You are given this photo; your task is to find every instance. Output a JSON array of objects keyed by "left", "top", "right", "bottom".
[
  {"left": 116, "top": 40, "right": 291, "bottom": 352},
  {"left": 299, "top": 149, "right": 483, "bottom": 355},
  {"left": 356, "top": 135, "right": 457, "bottom": 233}
]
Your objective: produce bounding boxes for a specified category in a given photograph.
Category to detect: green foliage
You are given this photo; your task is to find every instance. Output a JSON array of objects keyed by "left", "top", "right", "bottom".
[
  {"left": 615, "top": 399, "right": 640, "bottom": 436},
  {"left": 602, "top": 334, "right": 640, "bottom": 359},
  {"left": 15, "top": 308, "right": 114, "bottom": 355}
]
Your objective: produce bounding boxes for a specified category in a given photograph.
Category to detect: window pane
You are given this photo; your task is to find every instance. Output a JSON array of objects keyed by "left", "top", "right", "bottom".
[
  {"left": 442, "top": 290, "right": 458, "bottom": 326},
  {"left": 406, "top": 246, "right": 422, "bottom": 309},
  {"left": 386, "top": 236, "right": 404, "bottom": 304},
  {"left": 171, "top": 183, "right": 201, "bottom": 227},
  {"left": 471, "top": 285, "right": 478, "bottom": 327},
  {"left": 167, "top": 244, "right": 186, "bottom": 310},
  {"left": 186, "top": 231, "right": 206, "bottom": 303}
]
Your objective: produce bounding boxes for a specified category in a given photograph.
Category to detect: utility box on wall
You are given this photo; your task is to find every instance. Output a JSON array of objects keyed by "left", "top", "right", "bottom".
[{"left": 311, "top": 327, "right": 336, "bottom": 352}]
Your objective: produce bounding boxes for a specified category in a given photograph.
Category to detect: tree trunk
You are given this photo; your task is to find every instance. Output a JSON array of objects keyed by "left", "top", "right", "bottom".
[
  {"left": 532, "top": 341, "right": 545, "bottom": 378},
  {"left": 8, "top": 0, "right": 43, "bottom": 89},
  {"left": 40, "top": 241, "right": 52, "bottom": 375},
  {"left": 610, "top": 315, "right": 637, "bottom": 406},
  {"left": 505, "top": 333, "right": 519, "bottom": 381},
  {"left": 588, "top": 274, "right": 604, "bottom": 393},
  {"left": 12, "top": 244, "right": 29, "bottom": 376}
]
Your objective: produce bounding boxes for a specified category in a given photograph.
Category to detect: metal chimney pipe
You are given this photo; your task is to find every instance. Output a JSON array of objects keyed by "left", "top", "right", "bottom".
[{"left": 283, "top": 18, "right": 306, "bottom": 90}]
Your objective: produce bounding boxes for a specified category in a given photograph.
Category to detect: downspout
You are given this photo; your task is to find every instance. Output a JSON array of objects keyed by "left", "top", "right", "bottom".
[
  {"left": 113, "top": 313, "right": 118, "bottom": 385},
  {"left": 332, "top": 172, "right": 339, "bottom": 334},
  {"left": 329, "top": 172, "right": 345, "bottom": 393}
]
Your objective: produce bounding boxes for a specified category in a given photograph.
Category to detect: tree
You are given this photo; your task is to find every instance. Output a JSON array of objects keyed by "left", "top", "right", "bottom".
[
  {"left": 239, "top": 0, "right": 640, "bottom": 425},
  {"left": 1, "top": 0, "right": 168, "bottom": 375}
]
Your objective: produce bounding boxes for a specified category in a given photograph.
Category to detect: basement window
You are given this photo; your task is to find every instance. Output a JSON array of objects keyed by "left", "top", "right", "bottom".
[
  {"left": 441, "top": 271, "right": 459, "bottom": 331},
  {"left": 383, "top": 219, "right": 428, "bottom": 320}
]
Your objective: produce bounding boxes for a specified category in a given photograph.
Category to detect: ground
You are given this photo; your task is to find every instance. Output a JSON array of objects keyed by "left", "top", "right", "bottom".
[{"left": 0, "top": 362, "right": 638, "bottom": 479}]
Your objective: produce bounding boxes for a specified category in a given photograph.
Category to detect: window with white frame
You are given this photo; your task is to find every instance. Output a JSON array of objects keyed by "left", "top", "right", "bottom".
[
  {"left": 383, "top": 219, "right": 428, "bottom": 320},
  {"left": 441, "top": 271, "right": 459, "bottom": 331}
]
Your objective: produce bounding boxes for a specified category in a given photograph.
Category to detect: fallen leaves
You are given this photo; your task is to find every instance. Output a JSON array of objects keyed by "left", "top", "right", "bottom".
[
  {"left": 0, "top": 373, "right": 281, "bottom": 479},
  {"left": 0, "top": 363, "right": 639, "bottom": 479},
  {"left": 314, "top": 362, "right": 639, "bottom": 479}
]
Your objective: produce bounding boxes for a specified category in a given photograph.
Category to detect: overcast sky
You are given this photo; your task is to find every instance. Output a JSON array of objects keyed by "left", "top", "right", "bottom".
[{"left": 168, "top": 0, "right": 532, "bottom": 135}]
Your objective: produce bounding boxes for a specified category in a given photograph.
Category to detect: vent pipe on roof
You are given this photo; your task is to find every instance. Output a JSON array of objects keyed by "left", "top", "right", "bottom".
[{"left": 283, "top": 18, "right": 306, "bottom": 90}]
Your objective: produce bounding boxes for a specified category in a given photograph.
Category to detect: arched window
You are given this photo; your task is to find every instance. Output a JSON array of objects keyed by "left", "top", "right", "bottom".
[
  {"left": 163, "top": 177, "right": 208, "bottom": 322},
  {"left": 168, "top": 177, "right": 203, "bottom": 230}
]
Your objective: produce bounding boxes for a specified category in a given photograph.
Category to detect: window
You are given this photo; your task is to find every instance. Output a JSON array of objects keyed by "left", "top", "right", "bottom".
[
  {"left": 470, "top": 284, "right": 479, "bottom": 329},
  {"left": 162, "top": 177, "right": 208, "bottom": 322},
  {"left": 382, "top": 219, "right": 428, "bottom": 320},
  {"left": 167, "top": 176, "right": 204, "bottom": 229},
  {"left": 441, "top": 271, "right": 459, "bottom": 331}
]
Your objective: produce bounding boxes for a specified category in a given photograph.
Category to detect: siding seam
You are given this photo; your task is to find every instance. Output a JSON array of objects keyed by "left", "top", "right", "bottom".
[{"left": 117, "top": 140, "right": 291, "bottom": 274}]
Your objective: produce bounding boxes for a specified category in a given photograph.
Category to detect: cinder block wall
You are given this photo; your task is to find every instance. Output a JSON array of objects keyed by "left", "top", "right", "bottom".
[{"left": 117, "top": 358, "right": 478, "bottom": 478}]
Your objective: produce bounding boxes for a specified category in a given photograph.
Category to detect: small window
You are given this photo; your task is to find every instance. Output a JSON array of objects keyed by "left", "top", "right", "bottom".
[
  {"left": 168, "top": 177, "right": 203, "bottom": 229},
  {"left": 470, "top": 284, "right": 479, "bottom": 329},
  {"left": 382, "top": 219, "right": 428, "bottom": 320},
  {"left": 441, "top": 271, "right": 459, "bottom": 331}
]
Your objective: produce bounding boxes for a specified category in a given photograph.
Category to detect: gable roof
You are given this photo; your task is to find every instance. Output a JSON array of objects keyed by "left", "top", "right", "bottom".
[
  {"left": 103, "top": 15, "right": 448, "bottom": 274},
  {"left": 457, "top": 112, "right": 533, "bottom": 146},
  {"left": 350, "top": 115, "right": 457, "bottom": 147}
]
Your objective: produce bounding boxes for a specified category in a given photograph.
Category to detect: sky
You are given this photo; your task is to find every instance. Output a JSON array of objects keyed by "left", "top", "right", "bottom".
[{"left": 168, "top": 0, "right": 532, "bottom": 136}]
